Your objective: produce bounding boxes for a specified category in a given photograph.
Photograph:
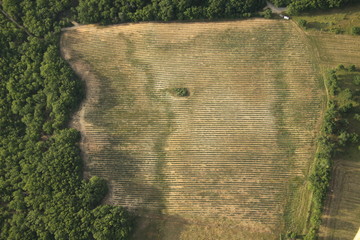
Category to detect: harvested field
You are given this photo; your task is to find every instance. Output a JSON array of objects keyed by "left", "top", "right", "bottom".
[
  {"left": 61, "top": 19, "right": 324, "bottom": 239},
  {"left": 308, "top": 32, "right": 360, "bottom": 68},
  {"left": 320, "top": 158, "right": 360, "bottom": 240}
]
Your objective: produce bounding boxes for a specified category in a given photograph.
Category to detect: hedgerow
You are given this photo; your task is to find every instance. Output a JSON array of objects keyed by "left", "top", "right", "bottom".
[{"left": 305, "top": 67, "right": 359, "bottom": 239}]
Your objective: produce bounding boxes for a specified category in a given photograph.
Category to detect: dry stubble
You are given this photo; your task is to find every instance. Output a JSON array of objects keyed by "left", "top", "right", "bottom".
[{"left": 61, "top": 19, "right": 324, "bottom": 239}]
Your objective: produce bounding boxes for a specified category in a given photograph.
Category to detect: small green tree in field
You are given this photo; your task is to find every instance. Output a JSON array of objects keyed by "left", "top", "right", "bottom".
[
  {"left": 336, "top": 64, "right": 345, "bottom": 70},
  {"left": 298, "top": 19, "right": 307, "bottom": 29},
  {"left": 353, "top": 75, "right": 360, "bottom": 85},
  {"left": 172, "top": 88, "right": 189, "bottom": 97}
]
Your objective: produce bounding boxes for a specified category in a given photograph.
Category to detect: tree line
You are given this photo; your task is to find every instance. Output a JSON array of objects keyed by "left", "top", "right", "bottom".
[
  {"left": 76, "top": 0, "right": 266, "bottom": 24},
  {"left": 271, "top": 0, "right": 358, "bottom": 14},
  {"left": 74, "top": 0, "right": 360, "bottom": 25}
]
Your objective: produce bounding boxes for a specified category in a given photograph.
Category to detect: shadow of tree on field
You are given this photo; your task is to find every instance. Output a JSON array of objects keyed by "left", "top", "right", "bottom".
[{"left": 130, "top": 213, "right": 188, "bottom": 240}]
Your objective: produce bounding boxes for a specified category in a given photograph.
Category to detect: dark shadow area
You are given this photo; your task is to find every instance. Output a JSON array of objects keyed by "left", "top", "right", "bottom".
[
  {"left": 130, "top": 213, "right": 188, "bottom": 240},
  {"left": 306, "top": 21, "right": 329, "bottom": 30},
  {"left": 296, "top": 2, "right": 360, "bottom": 18},
  {"left": 90, "top": 143, "right": 167, "bottom": 210}
]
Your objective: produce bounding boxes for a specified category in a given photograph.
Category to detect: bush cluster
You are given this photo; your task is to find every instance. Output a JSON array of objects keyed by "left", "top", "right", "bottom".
[
  {"left": 172, "top": 88, "right": 190, "bottom": 97},
  {"left": 352, "top": 26, "right": 360, "bottom": 35},
  {"left": 298, "top": 19, "right": 308, "bottom": 28}
]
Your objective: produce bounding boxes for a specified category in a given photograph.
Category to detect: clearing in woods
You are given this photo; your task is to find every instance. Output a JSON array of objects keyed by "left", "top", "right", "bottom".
[{"left": 61, "top": 19, "right": 325, "bottom": 239}]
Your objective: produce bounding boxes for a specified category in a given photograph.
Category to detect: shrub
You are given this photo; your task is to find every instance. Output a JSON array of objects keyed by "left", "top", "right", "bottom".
[
  {"left": 330, "top": 27, "right": 343, "bottom": 34},
  {"left": 338, "top": 131, "right": 351, "bottom": 146},
  {"left": 263, "top": 9, "right": 272, "bottom": 19},
  {"left": 336, "top": 64, "right": 345, "bottom": 70},
  {"left": 305, "top": 229, "right": 316, "bottom": 240},
  {"left": 351, "top": 133, "right": 359, "bottom": 144},
  {"left": 286, "top": 231, "right": 297, "bottom": 239},
  {"left": 349, "top": 64, "right": 356, "bottom": 72},
  {"left": 351, "top": 26, "right": 360, "bottom": 35},
  {"left": 326, "top": 70, "right": 339, "bottom": 95},
  {"left": 354, "top": 114, "right": 360, "bottom": 121},
  {"left": 172, "top": 88, "right": 189, "bottom": 97},
  {"left": 298, "top": 19, "right": 307, "bottom": 28},
  {"left": 337, "top": 88, "right": 354, "bottom": 113},
  {"left": 353, "top": 75, "right": 360, "bottom": 85}
]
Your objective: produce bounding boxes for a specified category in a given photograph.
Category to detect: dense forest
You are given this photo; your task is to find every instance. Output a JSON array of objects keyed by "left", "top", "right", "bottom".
[
  {"left": 0, "top": 0, "right": 358, "bottom": 239},
  {"left": 75, "top": 0, "right": 359, "bottom": 25},
  {"left": 0, "top": 1, "right": 131, "bottom": 239},
  {"left": 76, "top": 0, "right": 267, "bottom": 24}
]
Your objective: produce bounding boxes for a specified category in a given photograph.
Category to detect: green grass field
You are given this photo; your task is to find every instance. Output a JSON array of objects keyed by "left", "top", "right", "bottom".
[
  {"left": 61, "top": 19, "right": 325, "bottom": 239},
  {"left": 293, "top": 2, "right": 360, "bottom": 35}
]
